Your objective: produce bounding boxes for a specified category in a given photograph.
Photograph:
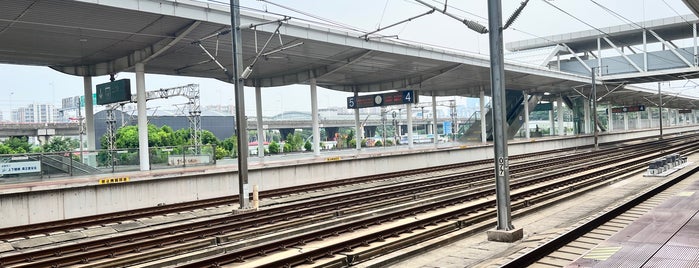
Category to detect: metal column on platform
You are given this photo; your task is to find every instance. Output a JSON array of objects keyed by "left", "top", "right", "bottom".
[
  {"left": 354, "top": 90, "right": 361, "bottom": 151},
  {"left": 480, "top": 88, "right": 487, "bottom": 143},
  {"left": 230, "top": 0, "right": 249, "bottom": 209},
  {"left": 255, "top": 86, "right": 264, "bottom": 158},
  {"left": 486, "top": 0, "right": 522, "bottom": 242},
  {"left": 524, "top": 92, "right": 530, "bottom": 139},
  {"left": 557, "top": 95, "right": 564, "bottom": 135},
  {"left": 407, "top": 103, "right": 414, "bottom": 149},
  {"left": 432, "top": 95, "right": 438, "bottom": 146},
  {"left": 135, "top": 63, "right": 149, "bottom": 171},
  {"left": 310, "top": 74, "right": 321, "bottom": 156},
  {"left": 83, "top": 77, "right": 95, "bottom": 152}
]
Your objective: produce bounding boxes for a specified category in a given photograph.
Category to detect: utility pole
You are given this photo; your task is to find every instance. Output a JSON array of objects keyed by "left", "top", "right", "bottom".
[
  {"left": 230, "top": 0, "right": 250, "bottom": 209},
  {"left": 486, "top": 0, "right": 523, "bottom": 242}
]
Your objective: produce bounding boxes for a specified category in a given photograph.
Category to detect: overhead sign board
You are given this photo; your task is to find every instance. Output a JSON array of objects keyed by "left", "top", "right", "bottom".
[
  {"left": 533, "top": 103, "right": 553, "bottom": 112},
  {"left": 611, "top": 105, "right": 645, "bottom": 113},
  {"left": 347, "top": 90, "right": 417, "bottom": 109},
  {"left": 679, "top": 109, "right": 693, "bottom": 114},
  {"left": 96, "top": 79, "right": 132, "bottom": 105},
  {"left": 80, "top": 94, "right": 97, "bottom": 107}
]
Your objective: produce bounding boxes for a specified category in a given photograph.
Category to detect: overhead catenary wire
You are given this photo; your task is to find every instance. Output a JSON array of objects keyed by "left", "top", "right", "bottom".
[{"left": 413, "top": 0, "right": 488, "bottom": 34}]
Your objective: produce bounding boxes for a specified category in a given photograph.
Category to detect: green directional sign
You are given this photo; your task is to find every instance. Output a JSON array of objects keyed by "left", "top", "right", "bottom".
[
  {"left": 96, "top": 79, "right": 132, "bottom": 105},
  {"left": 79, "top": 94, "right": 97, "bottom": 107},
  {"left": 533, "top": 103, "right": 553, "bottom": 112}
]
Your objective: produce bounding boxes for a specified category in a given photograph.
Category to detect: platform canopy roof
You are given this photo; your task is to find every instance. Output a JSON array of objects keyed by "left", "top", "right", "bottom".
[{"left": 1, "top": 0, "right": 698, "bottom": 108}]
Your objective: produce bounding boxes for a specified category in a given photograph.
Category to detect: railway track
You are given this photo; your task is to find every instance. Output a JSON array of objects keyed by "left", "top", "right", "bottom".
[
  {"left": 1, "top": 136, "right": 695, "bottom": 267},
  {"left": 170, "top": 140, "right": 699, "bottom": 267},
  {"left": 0, "top": 142, "right": 576, "bottom": 242},
  {"left": 501, "top": 154, "right": 699, "bottom": 267}
]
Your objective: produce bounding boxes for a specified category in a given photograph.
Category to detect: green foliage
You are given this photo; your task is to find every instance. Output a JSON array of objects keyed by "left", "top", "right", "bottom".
[
  {"left": 200, "top": 130, "right": 219, "bottom": 145},
  {"left": 220, "top": 135, "right": 238, "bottom": 157},
  {"left": 42, "top": 137, "right": 79, "bottom": 152},
  {"left": 284, "top": 132, "right": 304, "bottom": 152},
  {"left": 283, "top": 142, "right": 293, "bottom": 153},
  {"left": 345, "top": 130, "right": 355, "bottom": 148},
  {"left": 385, "top": 139, "right": 393, "bottom": 146},
  {"left": 214, "top": 146, "right": 229, "bottom": 160},
  {"left": 268, "top": 141, "right": 280, "bottom": 154},
  {"left": 374, "top": 140, "right": 383, "bottom": 147},
  {"left": 360, "top": 139, "right": 367, "bottom": 148},
  {"left": 304, "top": 140, "right": 312, "bottom": 151},
  {"left": 3, "top": 137, "right": 32, "bottom": 153},
  {"left": 0, "top": 144, "right": 13, "bottom": 154}
]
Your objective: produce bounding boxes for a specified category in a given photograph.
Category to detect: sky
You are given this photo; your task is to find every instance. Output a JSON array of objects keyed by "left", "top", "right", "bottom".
[{"left": 0, "top": 0, "right": 695, "bottom": 118}]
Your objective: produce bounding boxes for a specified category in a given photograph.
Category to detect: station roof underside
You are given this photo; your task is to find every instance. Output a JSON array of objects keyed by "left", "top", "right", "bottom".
[{"left": 1, "top": 0, "right": 697, "bottom": 109}]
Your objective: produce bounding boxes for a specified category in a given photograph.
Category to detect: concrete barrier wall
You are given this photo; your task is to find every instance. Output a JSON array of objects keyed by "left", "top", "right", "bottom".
[{"left": 1, "top": 125, "right": 696, "bottom": 227}]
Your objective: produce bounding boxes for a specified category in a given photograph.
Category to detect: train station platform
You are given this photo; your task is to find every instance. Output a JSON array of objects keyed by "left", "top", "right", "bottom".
[
  {"left": 1, "top": 125, "right": 698, "bottom": 228},
  {"left": 568, "top": 169, "right": 699, "bottom": 267}
]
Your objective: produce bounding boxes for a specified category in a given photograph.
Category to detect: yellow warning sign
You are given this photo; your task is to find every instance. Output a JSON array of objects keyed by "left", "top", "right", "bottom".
[
  {"left": 326, "top": 156, "right": 342, "bottom": 161},
  {"left": 98, "top": 177, "right": 130, "bottom": 184}
]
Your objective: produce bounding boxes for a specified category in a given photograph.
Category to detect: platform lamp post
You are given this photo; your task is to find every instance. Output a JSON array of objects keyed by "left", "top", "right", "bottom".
[
  {"left": 230, "top": 0, "right": 250, "bottom": 209},
  {"left": 485, "top": 0, "right": 523, "bottom": 242}
]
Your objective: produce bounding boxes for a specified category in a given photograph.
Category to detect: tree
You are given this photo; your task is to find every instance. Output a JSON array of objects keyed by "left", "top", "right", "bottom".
[
  {"left": 200, "top": 130, "right": 219, "bottom": 145},
  {"left": 220, "top": 135, "right": 238, "bottom": 157},
  {"left": 268, "top": 141, "right": 280, "bottom": 154},
  {"left": 4, "top": 137, "right": 32, "bottom": 153},
  {"left": 42, "top": 137, "right": 79, "bottom": 152},
  {"left": 304, "top": 140, "right": 312, "bottom": 151},
  {"left": 214, "top": 146, "right": 229, "bottom": 160}
]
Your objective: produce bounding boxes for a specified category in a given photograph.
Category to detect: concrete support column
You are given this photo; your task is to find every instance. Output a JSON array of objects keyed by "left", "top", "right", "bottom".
[
  {"left": 557, "top": 95, "right": 564, "bottom": 136},
  {"left": 523, "top": 92, "right": 530, "bottom": 139},
  {"left": 608, "top": 103, "right": 613, "bottom": 132},
  {"left": 648, "top": 108, "right": 653, "bottom": 128},
  {"left": 480, "top": 88, "right": 487, "bottom": 143},
  {"left": 623, "top": 112, "right": 629, "bottom": 131},
  {"left": 135, "top": 62, "right": 149, "bottom": 171},
  {"left": 636, "top": 111, "right": 641, "bottom": 129},
  {"left": 310, "top": 76, "right": 320, "bottom": 156},
  {"left": 407, "top": 104, "right": 414, "bottom": 149},
  {"left": 583, "top": 97, "right": 591, "bottom": 134},
  {"left": 432, "top": 95, "right": 438, "bottom": 145},
  {"left": 549, "top": 110, "right": 554, "bottom": 136},
  {"left": 255, "top": 86, "right": 265, "bottom": 158},
  {"left": 353, "top": 90, "right": 361, "bottom": 151},
  {"left": 83, "top": 76, "right": 95, "bottom": 151}
]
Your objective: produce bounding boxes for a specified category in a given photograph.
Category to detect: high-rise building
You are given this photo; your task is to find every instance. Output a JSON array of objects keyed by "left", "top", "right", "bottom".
[{"left": 11, "top": 104, "right": 59, "bottom": 123}]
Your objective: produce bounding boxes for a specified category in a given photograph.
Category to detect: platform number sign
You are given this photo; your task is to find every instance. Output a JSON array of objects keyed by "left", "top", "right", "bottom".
[
  {"left": 346, "top": 90, "right": 417, "bottom": 109},
  {"left": 402, "top": 91, "right": 413, "bottom": 104},
  {"left": 347, "top": 97, "right": 356, "bottom": 109}
]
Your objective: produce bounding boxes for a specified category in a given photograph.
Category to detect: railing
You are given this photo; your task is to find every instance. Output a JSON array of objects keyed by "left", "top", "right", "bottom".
[{"left": 0, "top": 145, "right": 216, "bottom": 181}]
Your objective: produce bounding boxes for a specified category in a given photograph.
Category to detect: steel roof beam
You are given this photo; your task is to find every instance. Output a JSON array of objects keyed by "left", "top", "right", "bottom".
[
  {"left": 602, "top": 37, "right": 644, "bottom": 73},
  {"left": 648, "top": 29, "right": 694, "bottom": 68},
  {"left": 562, "top": 43, "right": 592, "bottom": 73},
  {"left": 51, "top": 20, "right": 202, "bottom": 76}
]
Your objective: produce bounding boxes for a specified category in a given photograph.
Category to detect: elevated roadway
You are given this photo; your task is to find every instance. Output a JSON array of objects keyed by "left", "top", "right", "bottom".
[{"left": 0, "top": 123, "right": 79, "bottom": 137}]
